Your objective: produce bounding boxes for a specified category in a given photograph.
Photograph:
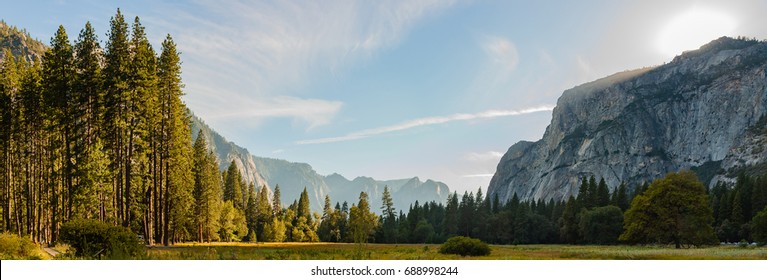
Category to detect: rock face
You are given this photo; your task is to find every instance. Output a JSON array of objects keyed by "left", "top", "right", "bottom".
[
  {"left": 191, "top": 115, "right": 270, "bottom": 190},
  {"left": 488, "top": 37, "right": 767, "bottom": 203},
  {"left": 0, "top": 21, "right": 47, "bottom": 64}
]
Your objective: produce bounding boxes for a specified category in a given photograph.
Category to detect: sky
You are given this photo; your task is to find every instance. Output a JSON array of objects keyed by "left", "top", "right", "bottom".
[{"left": 4, "top": 0, "right": 767, "bottom": 195}]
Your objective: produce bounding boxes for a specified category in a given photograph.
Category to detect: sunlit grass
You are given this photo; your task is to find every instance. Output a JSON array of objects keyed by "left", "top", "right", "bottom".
[
  {"left": 144, "top": 242, "right": 767, "bottom": 260},
  {"left": 0, "top": 232, "right": 50, "bottom": 260}
]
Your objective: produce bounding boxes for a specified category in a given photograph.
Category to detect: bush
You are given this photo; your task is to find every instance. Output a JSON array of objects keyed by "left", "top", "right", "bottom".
[
  {"left": 0, "top": 232, "right": 43, "bottom": 259},
  {"left": 59, "top": 219, "right": 145, "bottom": 259},
  {"left": 438, "top": 236, "right": 491, "bottom": 257}
]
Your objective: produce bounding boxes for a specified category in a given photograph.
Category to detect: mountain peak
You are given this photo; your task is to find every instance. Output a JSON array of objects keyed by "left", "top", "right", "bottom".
[{"left": 672, "top": 36, "right": 762, "bottom": 63}]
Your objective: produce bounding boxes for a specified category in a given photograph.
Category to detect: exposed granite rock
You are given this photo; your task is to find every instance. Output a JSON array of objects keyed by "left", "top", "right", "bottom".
[{"left": 488, "top": 37, "right": 767, "bottom": 203}]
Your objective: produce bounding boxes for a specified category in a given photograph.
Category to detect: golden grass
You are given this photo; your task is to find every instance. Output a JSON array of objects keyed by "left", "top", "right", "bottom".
[
  {"left": 144, "top": 242, "right": 767, "bottom": 260},
  {"left": 0, "top": 232, "right": 50, "bottom": 260}
]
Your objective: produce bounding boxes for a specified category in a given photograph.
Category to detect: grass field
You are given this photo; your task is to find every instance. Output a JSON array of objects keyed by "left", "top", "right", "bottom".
[{"left": 143, "top": 242, "right": 767, "bottom": 260}]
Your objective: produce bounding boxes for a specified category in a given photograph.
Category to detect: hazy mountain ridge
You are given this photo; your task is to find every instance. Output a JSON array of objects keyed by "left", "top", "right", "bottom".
[
  {"left": 192, "top": 116, "right": 450, "bottom": 212},
  {"left": 488, "top": 37, "right": 767, "bottom": 203}
]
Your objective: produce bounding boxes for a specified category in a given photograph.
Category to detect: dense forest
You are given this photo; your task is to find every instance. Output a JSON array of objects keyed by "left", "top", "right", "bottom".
[
  {"left": 1, "top": 10, "right": 200, "bottom": 246},
  {"left": 368, "top": 173, "right": 767, "bottom": 246},
  {"left": 2, "top": 11, "right": 767, "bottom": 248}
]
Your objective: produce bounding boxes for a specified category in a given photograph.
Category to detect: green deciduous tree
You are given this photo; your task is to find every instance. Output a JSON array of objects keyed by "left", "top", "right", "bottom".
[
  {"left": 751, "top": 206, "right": 767, "bottom": 244},
  {"left": 578, "top": 205, "right": 623, "bottom": 244},
  {"left": 348, "top": 192, "right": 378, "bottom": 244},
  {"left": 620, "top": 171, "right": 717, "bottom": 248}
]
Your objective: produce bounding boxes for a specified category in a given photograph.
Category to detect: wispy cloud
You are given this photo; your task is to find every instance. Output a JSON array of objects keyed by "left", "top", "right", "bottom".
[
  {"left": 483, "top": 36, "right": 519, "bottom": 71},
  {"left": 200, "top": 95, "right": 343, "bottom": 129},
  {"left": 296, "top": 105, "right": 554, "bottom": 145},
  {"left": 144, "top": 0, "right": 456, "bottom": 128}
]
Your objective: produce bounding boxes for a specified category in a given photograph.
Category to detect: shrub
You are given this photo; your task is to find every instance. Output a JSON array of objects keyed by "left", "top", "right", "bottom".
[
  {"left": 59, "top": 219, "right": 145, "bottom": 259},
  {"left": 438, "top": 236, "right": 491, "bottom": 257},
  {"left": 0, "top": 232, "right": 43, "bottom": 259}
]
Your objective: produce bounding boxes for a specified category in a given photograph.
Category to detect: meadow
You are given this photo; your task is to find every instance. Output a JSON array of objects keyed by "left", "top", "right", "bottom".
[{"left": 142, "top": 242, "right": 767, "bottom": 260}]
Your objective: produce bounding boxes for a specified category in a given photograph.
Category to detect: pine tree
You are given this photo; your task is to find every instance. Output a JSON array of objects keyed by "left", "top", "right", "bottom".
[
  {"left": 103, "top": 9, "right": 132, "bottom": 226},
  {"left": 223, "top": 160, "right": 243, "bottom": 209},
  {"left": 380, "top": 185, "right": 397, "bottom": 243},
  {"left": 245, "top": 184, "right": 257, "bottom": 241},
  {"left": 41, "top": 25, "right": 75, "bottom": 240},
  {"left": 443, "top": 191, "right": 459, "bottom": 237},
  {"left": 596, "top": 178, "right": 610, "bottom": 207},
  {"left": 559, "top": 196, "right": 579, "bottom": 244},
  {"left": 297, "top": 187, "right": 311, "bottom": 221},
  {"left": 272, "top": 184, "right": 282, "bottom": 216},
  {"left": 158, "top": 34, "right": 194, "bottom": 244},
  {"left": 71, "top": 21, "right": 105, "bottom": 221},
  {"left": 192, "top": 132, "right": 222, "bottom": 242}
]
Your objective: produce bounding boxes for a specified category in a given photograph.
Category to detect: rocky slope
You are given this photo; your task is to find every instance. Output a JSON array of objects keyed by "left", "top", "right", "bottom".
[
  {"left": 488, "top": 37, "right": 767, "bottom": 203},
  {"left": 191, "top": 115, "right": 270, "bottom": 190},
  {"left": 0, "top": 21, "right": 46, "bottom": 63}
]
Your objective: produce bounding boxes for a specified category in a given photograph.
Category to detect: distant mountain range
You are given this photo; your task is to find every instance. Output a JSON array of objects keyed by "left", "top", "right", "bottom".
[
  {"left": 488, "top": 37, "right": 767, "bottom": 203},
  {"left": 191, "top": 115, "right": 450, "bottom": 213}
]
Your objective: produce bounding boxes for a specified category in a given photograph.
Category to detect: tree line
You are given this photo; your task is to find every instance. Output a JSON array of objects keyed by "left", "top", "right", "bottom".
[{"left": 343, "top": 171, "right": 767, "bottom": 246}]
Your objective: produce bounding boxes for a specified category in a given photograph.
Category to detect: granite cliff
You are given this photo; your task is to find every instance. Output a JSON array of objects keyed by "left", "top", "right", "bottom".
[{"left": 488, "top": 37, "right": 767, "bottom": 203}]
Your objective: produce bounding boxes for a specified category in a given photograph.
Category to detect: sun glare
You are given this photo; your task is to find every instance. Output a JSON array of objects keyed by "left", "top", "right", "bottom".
[{"left": 657, "top": 8, "right": 737, "bottom": 58}]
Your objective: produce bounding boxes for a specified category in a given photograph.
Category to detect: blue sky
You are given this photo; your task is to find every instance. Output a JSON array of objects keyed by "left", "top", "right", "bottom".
[{"left": 4, "top": 0, "right": 767, "bottom": 194}]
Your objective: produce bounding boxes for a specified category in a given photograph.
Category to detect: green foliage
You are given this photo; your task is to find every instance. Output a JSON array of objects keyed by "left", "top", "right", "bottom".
[
  {"left": 349, "top": 192, "right": 378, "bottom": 244},
  {"left": 578, "top": 206, "right": 623, "bottom": 244},
  {"left": 620, "top": 171, "right": 718, "bottom": 248},
  {"left": 218, "top": 201, "right": 248, "bottom": 242},
  {"left": 192, "top": 133, "right": 222, "bottom": 242},
  {"left": 438, "top": 236, "right": 491, "bottom": 256},
  {"left": 263, "top": 217, "right": 286, "bottom": 242},
  {"left": 0, "top": 232, "right": 43, "bottom": 259},
  {"left": 59, "top": 219, "right": 145, "bottom": 259},
  {"left": 412, "top": 219, "right": 435, "bottom": 243},
  {"left": 559, "top": 196, "right": 579, "bottom": 244},
  {"left": 752, "top": 207, "right": 767, "bottom": 245}
]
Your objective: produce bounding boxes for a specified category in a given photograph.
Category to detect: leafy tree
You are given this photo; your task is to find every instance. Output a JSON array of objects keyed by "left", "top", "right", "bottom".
[
  {"left": 620, "top": 171, "right": 717, "bottom": 248},
  {"left": 578, "top": 205, "right": 623, "bottom": 244},
  {"left": 751, "top": 206, "right": 767, "bottom": 245},
  {"left": 348, "top": 192, "right": 378, "bottom": 244},
  {"left": 263, "top": 216, "right": 286, "bottom": 242},
  {"left": 218, "top": 201, "right": 247, "bottom": 242},
  {"left": 412, "top": 219, "right": 435, "bottom": 243}
]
